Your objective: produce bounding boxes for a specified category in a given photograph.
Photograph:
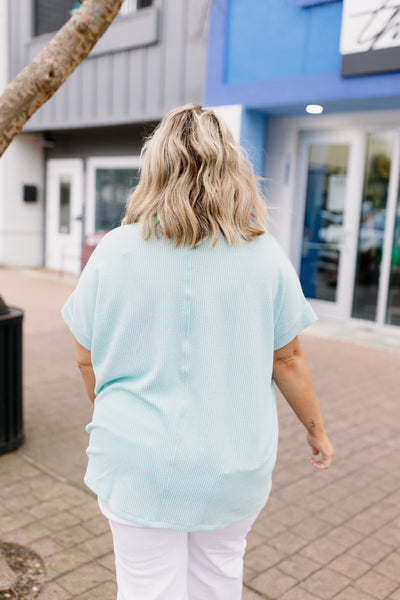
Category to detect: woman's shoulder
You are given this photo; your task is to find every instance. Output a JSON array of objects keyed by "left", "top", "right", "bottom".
[
  {"left": 102, "top": 223, "right": 139, "bottom": 241},
  {"left": 250, "top": 233, "right": 301, "bottom": 290},
  {"left": 84, "top": 224, "right": 141, "bottom": 268},
  {"left": 254, "top": 232, "right": 290, "bottom": 262},
  {"left": 95, "top": 224, "right": 141, "bottom": 250}
]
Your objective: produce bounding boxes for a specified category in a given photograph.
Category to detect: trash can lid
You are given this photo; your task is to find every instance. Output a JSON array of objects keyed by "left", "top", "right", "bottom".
[{"left": 0, "top": 306, "right": 24, "bottom": 321}]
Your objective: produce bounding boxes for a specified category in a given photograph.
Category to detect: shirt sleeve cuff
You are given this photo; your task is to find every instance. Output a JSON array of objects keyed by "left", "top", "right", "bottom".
[
  {"left": 61, "top": 297, "right": 91, "bottom": 351},
  {"left": 274, "top": 303, "right": 317, "bottom": 351}
]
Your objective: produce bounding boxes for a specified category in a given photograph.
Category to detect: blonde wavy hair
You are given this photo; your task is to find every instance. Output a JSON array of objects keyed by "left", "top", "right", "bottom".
[{"left": 121, "top": 103, "right": 269, "bottom": 249}]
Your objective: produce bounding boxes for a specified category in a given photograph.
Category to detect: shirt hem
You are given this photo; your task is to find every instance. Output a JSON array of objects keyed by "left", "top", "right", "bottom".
[{"left": 85, "top": 476, "right": 271, "bottom": 532}]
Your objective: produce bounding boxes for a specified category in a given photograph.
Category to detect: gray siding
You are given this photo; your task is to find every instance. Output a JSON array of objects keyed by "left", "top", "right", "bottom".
[{"left": 8, "top": 0, "right": 208, "bottom": 131}]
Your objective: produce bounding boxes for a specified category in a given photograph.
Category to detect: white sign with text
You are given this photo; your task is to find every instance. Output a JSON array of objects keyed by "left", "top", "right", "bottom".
[{"left": 340, "top": 0, "right": 400, "bottom": 55}]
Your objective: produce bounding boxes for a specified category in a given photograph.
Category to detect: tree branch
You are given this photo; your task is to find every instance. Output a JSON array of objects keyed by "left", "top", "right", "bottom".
[{"left": 0, "top": 0, "right": 125, "bottom": 157}]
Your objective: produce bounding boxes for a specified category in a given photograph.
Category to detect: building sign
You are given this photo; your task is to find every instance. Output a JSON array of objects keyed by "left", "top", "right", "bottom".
[{"left": 340, "top": 0, "right": 400, "bottom": 76}]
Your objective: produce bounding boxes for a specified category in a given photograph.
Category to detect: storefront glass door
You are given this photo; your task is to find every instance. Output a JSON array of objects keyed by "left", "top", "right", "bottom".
[
  {"left": 297, "top": 129, "right": 400, "bottom": 328},
  {"left": 386, "top": 195, "right": 400, "bottom": 325},
  {"left": 300, "top": 144, "right": 349, "bottom": 302},
  {"left": 296, "top": 132, "right": 364, "bottom": 319},
  {"left": 352, "top": 131, "right": 398, "bottom": 321}
]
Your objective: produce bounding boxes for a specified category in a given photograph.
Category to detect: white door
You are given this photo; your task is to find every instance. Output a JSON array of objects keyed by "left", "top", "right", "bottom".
[
  {"left": 45, "top": 159, "right": 83, "bottom": 275},
  {"left": 294, "top": 131, "right": 366, "bottom": 320}
]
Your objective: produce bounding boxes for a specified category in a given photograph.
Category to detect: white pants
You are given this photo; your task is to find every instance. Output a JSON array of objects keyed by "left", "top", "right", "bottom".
[{"left": 98, "top": 498, "right": 260, "bottom": 600}]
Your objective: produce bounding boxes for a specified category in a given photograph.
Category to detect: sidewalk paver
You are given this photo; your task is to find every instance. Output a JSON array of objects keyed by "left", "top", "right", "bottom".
[{"left": 1, "top": 266, "right": 399, "bottom": 599}]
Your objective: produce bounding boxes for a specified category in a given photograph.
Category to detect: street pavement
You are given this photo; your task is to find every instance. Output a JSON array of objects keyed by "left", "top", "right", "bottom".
[{"left": 0, "top": 265, "right": 399, "bottom": 600}]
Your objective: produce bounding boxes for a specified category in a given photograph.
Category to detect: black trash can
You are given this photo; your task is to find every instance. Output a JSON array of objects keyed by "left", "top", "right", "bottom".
[{"left": 0, "top": 305, "right": 24, "bottom": 454}]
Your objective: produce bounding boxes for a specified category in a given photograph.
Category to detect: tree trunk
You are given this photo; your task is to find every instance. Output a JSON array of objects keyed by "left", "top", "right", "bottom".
[{"left": 0, "top": 0, "right": 125, "bottom": 157}]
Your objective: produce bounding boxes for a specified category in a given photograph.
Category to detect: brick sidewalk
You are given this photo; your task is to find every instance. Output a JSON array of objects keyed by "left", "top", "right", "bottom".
[{"left": 1, "top": 266, "right": 399, "bottom": 600}]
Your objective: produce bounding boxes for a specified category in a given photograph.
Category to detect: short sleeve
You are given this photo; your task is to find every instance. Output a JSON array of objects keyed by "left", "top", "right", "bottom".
[
  {"left": 273, "top": 249, "right": 317, "bottom": 351},
  {"left": 61, "top": 242, "right": 103, "bottom": 351}
]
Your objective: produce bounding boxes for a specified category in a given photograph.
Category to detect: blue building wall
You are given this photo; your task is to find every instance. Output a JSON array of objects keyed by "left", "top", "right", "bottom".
[
  {"left": 226, "top": 0, "right": 342, "bottom": 84},
  {"left": 207, "top": 0, "right": 400, "bottom": 114}
]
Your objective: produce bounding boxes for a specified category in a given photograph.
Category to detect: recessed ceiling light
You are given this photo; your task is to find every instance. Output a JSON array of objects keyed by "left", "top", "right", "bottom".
[{"left": 306, "top": 104, "right": 324, "bottom": 115}]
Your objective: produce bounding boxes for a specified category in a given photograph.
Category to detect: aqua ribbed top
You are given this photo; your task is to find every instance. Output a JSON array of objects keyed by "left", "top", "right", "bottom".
[{"left": 61, "top": 223, "right": 317, "bottom": 531}]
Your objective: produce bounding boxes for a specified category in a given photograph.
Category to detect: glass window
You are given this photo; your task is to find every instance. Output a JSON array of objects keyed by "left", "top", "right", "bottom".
[
  {"left": 386, "top": 198, "right": 400, "bottom": 326},
  {"left": 34, "top": 0, "right": 153, "bottom": 36},
  {"left": 352, "top": 132, "right": 395, "bottom": 321},
  {"left": 95, "top": 168, "right": 140, "bottom": 232},
  {"left": 137, "top": 0, "right": 153, "bottom": 8},
  {"left": 59, "top": 176, "right": 71, "bottom": 234},
  {"left": 34, "top": 0, "right": 76, "bottom": 36},
  {"left": 300, "top": 144, "right": 349, "bottom": 302}
]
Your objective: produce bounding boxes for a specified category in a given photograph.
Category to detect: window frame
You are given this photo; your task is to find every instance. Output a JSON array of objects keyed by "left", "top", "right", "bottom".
[
  {"left": 86, "top": 156, "right": 142, "bottom": 236},
  {"left": 33, "top": 0, "right": 155, "bottom": 37},
  {"left": 31, "top": 2, "right": 158, "bottom": 58}
]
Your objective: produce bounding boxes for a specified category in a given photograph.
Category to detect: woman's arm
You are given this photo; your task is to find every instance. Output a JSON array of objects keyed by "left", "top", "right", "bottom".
[
  {"left": 272, "top": 336, "right": 334, "bottom": 470},
  {"left": 75, "top": 339, "right": 96, "bottom": 404}
]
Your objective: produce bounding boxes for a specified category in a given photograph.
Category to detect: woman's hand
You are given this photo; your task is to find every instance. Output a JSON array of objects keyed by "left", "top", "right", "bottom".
[{"left": 307, "top": 430, "right": 334, "bottom": 470}]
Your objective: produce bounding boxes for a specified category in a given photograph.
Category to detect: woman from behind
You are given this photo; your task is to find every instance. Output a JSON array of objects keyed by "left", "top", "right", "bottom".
[{"left": 62, "top": 103, "right": 333, "bottom": 600}]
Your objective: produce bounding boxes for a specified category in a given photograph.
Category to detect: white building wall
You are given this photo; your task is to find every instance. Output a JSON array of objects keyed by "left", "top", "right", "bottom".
[
  {"left": 0, "top": 0, "right": 44, "bottom": 268},
  {"left": 0, "top": 0, "right": 8, "bottom": 262},
  {"left": 1, "top": 135, "right": 44, "bottom": 267},
  {"left": 209, "top": 105, "right": 243, "bottom": 145},
  {"left": 264, "top": 118, "right": 299, "bottom": 257},
  {"left": 0, "top": 0, "right": 6, "bottom": 91}
]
